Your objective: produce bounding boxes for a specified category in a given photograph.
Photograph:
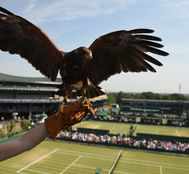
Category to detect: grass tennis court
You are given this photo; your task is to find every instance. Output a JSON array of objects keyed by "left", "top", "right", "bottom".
[
  {"left": 75, "top": 121, "right": 189, "bottom": 137},
  {"left": 0, "top": 140, "right": 189, "bottom": 174}
]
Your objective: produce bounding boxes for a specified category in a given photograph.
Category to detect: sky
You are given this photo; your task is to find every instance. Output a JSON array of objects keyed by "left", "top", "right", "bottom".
[{"left": 0, "top": 0, "right": 188, "bottom": 93}]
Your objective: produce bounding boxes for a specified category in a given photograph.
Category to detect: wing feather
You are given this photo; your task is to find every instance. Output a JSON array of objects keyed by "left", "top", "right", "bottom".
[
  {"left": 135, "top": 35, "right": 162, "bottom": 41},
  {"left": 0, "top": 7, "right": 63, "bottom": 81},
  {"left": 89, "top": 28, "right": 169, "bottom": 84}
]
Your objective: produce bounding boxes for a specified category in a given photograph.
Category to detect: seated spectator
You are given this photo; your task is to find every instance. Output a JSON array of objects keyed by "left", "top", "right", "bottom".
[{"left": 57, "top": 130, "right": 189, "bottom": 154}]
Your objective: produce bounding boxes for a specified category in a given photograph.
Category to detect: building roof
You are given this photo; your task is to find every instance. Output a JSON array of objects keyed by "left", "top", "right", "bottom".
[
  {"left": 0, "top": 86, "right": 58, "bottom": 92},
  {"left": 0, "top": 73, "right": 61, "bottom": 85},
  {"left": 0, "top": 98, "right": 61, "bottom": 104}
]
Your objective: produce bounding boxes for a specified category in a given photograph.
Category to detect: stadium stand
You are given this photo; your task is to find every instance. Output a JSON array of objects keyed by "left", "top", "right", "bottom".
[
  {"left": 0, "top": 73, "right": 61, "bottom": 119},
  {"left": 57, "top": 129, "right": 189, "bottom": 154},
  {"left": 89, "top": 98, "right": 189, "bottom": 127}
]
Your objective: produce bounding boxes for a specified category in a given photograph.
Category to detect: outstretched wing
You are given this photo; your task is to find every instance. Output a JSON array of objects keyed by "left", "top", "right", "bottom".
[
  {"left": 88, "top": 29, "right": 169, "bottom": 84},
  {"left": 0, "top": 7, "right": 63, "bottom": 81}
]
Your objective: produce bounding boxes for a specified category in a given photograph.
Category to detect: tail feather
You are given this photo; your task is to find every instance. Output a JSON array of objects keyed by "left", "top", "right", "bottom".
[{"left": 85, "top": 85, "right": 105, "bottom": 98}]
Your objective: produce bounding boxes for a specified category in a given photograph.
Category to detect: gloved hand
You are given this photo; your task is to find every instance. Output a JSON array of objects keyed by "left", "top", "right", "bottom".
[{"left": 45, "top": 100, "right": 94, "bottom": 138}]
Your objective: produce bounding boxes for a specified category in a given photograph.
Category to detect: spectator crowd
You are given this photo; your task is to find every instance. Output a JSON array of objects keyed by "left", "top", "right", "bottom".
[{"left": 57, "top": 130, "right": 189, "bottom": 154}]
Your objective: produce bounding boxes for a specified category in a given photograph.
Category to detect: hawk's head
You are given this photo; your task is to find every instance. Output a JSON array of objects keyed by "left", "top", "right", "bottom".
[{"left": 60, "top": 47, "right": 93, "bottom": 85}]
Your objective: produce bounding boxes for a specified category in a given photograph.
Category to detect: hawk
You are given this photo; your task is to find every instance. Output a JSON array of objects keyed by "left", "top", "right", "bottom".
[{"left": 0, "top": 7, "right": 169, "bottom": 101}]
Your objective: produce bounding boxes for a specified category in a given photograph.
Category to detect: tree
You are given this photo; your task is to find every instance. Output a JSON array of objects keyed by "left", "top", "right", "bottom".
[
  {"left": 107, "top": 94, "right": 116, "bottom": 104},
  {"left": 20, "top": 119, "right": 31, "bottom": 131},
  {"left": 6, "top": 120, "right": 16, "bottom": 135},
  {"left": 169, "top": 93, "right": 186, "bottom": 100},
  {"left": 116, "top": 91, "right": 124, "bottom": 104}
]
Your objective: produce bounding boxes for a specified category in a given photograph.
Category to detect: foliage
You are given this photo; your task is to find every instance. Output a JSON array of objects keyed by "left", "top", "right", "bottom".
[
  {"left": 107, "top": 93, "right": 116, "bottom": 104},
  {"left": 6, "top": 120, "right": 16, "bottom": 135},
  {"left": 0, "top": 128, "right": 5, "bottom": 138},
  {"left": 107, "top": 92, "right": 189, "bottom": 102},
  {"left": 20, "top": 119, "right": 31, "bottom": 131}
]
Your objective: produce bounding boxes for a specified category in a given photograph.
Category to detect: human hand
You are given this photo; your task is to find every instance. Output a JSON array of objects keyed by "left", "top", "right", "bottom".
[{"left": 45, "top": 99, "right": 95, "bottom": 138}]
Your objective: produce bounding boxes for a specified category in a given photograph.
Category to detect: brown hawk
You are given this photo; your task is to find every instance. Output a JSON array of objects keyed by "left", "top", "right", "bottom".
[{"left": 0, "top": 7, "right": 169, "bottom": 101}]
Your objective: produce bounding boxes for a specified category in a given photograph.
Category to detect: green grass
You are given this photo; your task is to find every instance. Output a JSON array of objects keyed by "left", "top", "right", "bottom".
[
  {"left": 75, "top": 121, "right": 189, "bottom": 137},
  {"left": 0, "top": 140, "right": 189, "bottom": 174}
]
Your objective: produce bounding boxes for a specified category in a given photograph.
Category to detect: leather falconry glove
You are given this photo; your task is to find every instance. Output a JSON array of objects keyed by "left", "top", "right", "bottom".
[{"left": 45, "top": 100, "right": 94, "bottom": 138}]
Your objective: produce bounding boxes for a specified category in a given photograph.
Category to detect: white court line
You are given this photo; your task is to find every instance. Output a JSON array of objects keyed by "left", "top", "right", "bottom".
[
  {"left": 59, "top": 155, "right": 82, "bottom": 174},
  {"left": 59, "top": 149, "right": 159, "bottom": 168},
  {"left": 59, "top": 150, "right": 112, "bottom": 161},
  {"left": 120, "top": 158, "right": 189, "bottom": 169},
  {"left": 160, "top": 166, "right": 163, "bottom": 174},
  {"left": 114, "top": 171, "right": 132, "bottom": 174},
  {"left": 108, "top": 150, "right": 122, "bottom": 174},
  {"left": 74, "top": 164, "right": 99, "bottom": 170},
  {"left": 165, "top": 166, "right": 189, "bottom": 171},
  {"left": 74, "top": 163, "right": 109, "bottom": 172},
  {"left": 24, "top": 169, "right": 48, "bottom": 174},
  {"left": 17, "top": 149, "right": 58, "bottom": 173},
  {"left": 117, "top": 159, "right": 189, "bottom": 173},
  {"left": 58, "top": 149, "right": 189, "bottom": 171},
  {"left": 121, "top": 160, "right": 160, "bottom": 168},
  {"left": 73, "top": 163, "right": 130, "bottom": 174},
  {"left": 58, "top": 149, "right": 116, "bottom": 159}
]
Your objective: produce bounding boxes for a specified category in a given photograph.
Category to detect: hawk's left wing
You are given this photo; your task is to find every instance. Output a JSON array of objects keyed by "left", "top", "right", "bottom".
[{"left": 88, "top": 29, "right": 169, "bottom": 84}]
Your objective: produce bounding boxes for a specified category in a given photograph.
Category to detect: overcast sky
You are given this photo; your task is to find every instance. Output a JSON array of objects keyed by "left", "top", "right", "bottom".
[{"left": 0, "top": 0, "right": 188, "bottom": 93}]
